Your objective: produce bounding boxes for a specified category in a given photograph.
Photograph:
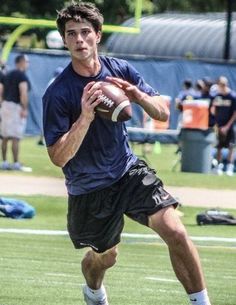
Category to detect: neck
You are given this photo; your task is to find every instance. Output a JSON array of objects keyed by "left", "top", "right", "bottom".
[{"left": 72, "top": 56, "right": 101, "bottom": 77}]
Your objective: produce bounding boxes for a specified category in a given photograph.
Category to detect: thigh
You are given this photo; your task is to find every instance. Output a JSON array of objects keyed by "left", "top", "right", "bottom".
[
  {"left": 148, "top": 205, "right": 186, "bottom": 241},
  {"left": 122, "top": 160, "right": 178, "bottom": 226},
  {"left": 1, "top": 101, "right": 25, "bottom": 139},
  {"left": 67, "top": 187, "right": 124, "bottom": 254}
]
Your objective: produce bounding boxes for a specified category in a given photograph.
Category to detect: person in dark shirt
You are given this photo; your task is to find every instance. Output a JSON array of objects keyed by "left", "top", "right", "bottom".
[
  {"left": 43, "top": 2, "right": 212, "bottom": 305},
  {"left": 0, "top": 54, "right": 31, "bottom": 171},
  {"left": 0, "top": 67, "right": 5, "bottom": 140},
  {"left": 175, "top": 79, "right": 196, "bottom": 127},
  {"left": 198, "top": 77, "right": 215, "bottom": 128},
  {"left": 211, "top": 76, "right": 236, "bottom": 176},
  {"left": 0, "top": 71, "right": 4, "bottom": 104}
]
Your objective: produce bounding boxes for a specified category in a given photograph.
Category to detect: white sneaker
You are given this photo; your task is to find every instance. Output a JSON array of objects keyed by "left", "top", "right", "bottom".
[
  {"left": 11, "top": 162, "right": 32, "bottom": 172},
  {"left": 226, "top": 163, "right": 234, "bottom": 176},
  {"left": 83, "top": 285, "right": 109, "bottom": 305},
  {"left": 216, "top": 163, "right": 224, "bottom": 175},
  {"left": 0, "top": 161, "right": 11, "bottom": 170}
]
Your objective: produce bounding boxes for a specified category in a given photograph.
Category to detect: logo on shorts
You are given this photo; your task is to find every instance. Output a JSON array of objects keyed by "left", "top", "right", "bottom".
[{"left": 161, "top": 194, "right": 170, "bottom": 201}]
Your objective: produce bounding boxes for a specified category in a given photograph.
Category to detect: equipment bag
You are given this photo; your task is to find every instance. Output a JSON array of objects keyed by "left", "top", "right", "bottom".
[
  {"left": 0, "top": 197, "right": 36, "bottom": 219},
  {"left": 196, "top": 209, "right": 236, "bottom": 225}
]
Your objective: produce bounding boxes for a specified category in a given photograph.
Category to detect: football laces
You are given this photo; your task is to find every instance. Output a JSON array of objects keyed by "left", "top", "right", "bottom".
[{"left": 99, "top": 94, "right": 114, "bottom": 108}]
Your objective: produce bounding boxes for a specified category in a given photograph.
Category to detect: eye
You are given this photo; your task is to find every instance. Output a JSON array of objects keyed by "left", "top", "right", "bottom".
[
  {"left": 68, "top": 31, "right": 75, "bottom": 36},
  {"left": 81, "top": 29, "right": 91, "bottom": 35}
]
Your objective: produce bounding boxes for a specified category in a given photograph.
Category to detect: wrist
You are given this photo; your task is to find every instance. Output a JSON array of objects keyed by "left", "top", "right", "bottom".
[
  {"left": 78, "top": 113, "right": 94, "bottom": 128},
  {"left": 20, "top": 104, "right": 27, "bottom": 110}
]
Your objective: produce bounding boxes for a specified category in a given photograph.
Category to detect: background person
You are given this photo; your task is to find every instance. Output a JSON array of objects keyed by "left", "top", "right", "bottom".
[
  {"left": 0, "top": 54, "right": 31, "bottom": 171},
  {"left": 210, "top": 76, "right": 236, "bottom": 176},
  {"left": 0, "top": 67, "right": 4, "bottom": 103},
  {"left": 37, "top": 66, "right": 64, "bottom": 146},
  {"left": 197, "top": 77, "right": 215, "bottom": 128},
  {"left": 43, "top": 2, "right": 212, "bottom": 305},
  {"left": 175, "top": 78, "right": 196, "bottom": 129},
  {"left": 0, "top": 67, "right": 4, "bottom": 141}
]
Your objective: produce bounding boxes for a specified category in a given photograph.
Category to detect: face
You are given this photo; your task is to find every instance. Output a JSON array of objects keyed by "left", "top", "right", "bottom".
[{"left": 63, "top": 19, "right": 101, "bottom": 62}]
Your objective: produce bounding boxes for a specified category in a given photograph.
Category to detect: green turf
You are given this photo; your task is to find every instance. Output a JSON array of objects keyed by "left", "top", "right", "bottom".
[
  {"left": 2, "top": 136, "right": 63, "bottom": 178},
  {"left": 0, "top": 195, "right": 236, "bottom": 237},
  {"left": 0, "top": 195, "right": 236, "bottom": 304},
  {"left": 0, "top": 233, "right": 235, "bottom": 305},
  {"left": 3, "top": 136, "right": 235, "bottom": 190},
  {"left": 131, "top": 142, "right": 236, "bottom": 190},
  {"left": 1, "top": 137, "right": 235, "bottom": 304}
]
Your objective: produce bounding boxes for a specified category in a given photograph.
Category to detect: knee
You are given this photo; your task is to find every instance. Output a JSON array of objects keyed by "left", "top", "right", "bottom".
[
  {"left": 100, "top": 246, "right": 118, "bottom": 269},
  {"left": 81, "top": 250, "right": 95, "bottom": 271},
  {"left": 164, "top": 225, "right": 190, "bottom": 248},
  {"left": 82, "top": 246, "right": 118, "bottom": 271}
]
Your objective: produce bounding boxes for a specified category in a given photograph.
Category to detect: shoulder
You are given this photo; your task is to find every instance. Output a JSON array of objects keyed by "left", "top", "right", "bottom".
[
  {"left": 0, "top": 71, "right": 4, "bottom": 82},
  {"left": 100, "top": 55, "right": 129, "bottom": 68},
  {"left": 99, "top": 55, "right": 132, "bottom": 75},
  {"left": 10, "top": 69, "right": 28, "bottom": 82},
  {"left": 43, "top": 65, "right": 73, "bottom": 105},
  {"left": 100, "top": 55, "right": 141, "bottom": 82},
  {"left": 229, "top": 90, "right": 236, "bottom": 100}
]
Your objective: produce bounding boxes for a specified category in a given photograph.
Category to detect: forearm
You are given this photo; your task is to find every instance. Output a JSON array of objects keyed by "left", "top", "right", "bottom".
[
  {"left": 0, "top": 84, "right": 3, "bottom": 103},
  {"left": 136, "top": 93, "right": 169, "bottom": 121},
  {"left": 20, "top": 93, "right": 28, "bottom": 110},
  {"left": 225, "top": 111, "right": 236, "bottom": 129},
  {"left": 47, "top": 115, "right": 92, "bottom": 168}
]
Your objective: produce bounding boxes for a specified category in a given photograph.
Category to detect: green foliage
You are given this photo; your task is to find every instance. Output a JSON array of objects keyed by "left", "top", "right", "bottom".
[{"left": 0, "top": 0, "right": 232, "bottom": 22}]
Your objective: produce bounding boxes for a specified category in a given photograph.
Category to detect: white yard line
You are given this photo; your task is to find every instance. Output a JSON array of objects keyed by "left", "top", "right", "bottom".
[
  {"left": 0, "top": 228, "right": 236, "bottom": 244},
  {"left": 145, "top": 276, "right": 178, "bottom": 283}
]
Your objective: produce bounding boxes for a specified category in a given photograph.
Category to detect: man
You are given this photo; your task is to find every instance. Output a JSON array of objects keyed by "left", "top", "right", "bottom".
[
  {"left": 43, "top": 2, "right": 212, "bottom": 305},
  {"left": 210, "top": 76, "right": 236, "bottom": 176},
  {"left": 0, "top": 65, "right": 4, "bottom": 103},
  {"left": 0, "top": 54, "right": 30, "bottom": 171},
  {"left": 0, "top": 65, "right": 4, "bottom": 140}
]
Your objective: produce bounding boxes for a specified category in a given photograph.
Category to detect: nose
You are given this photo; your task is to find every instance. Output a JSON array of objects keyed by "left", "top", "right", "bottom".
[{"left": 76, "top": 33, "right": 84, "bottom": 43}]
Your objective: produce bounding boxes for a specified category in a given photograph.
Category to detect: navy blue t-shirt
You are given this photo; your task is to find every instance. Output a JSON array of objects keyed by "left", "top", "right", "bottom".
[
  {"left": 211, "top": 91, "right": 236, "bottom": 127},
  {"left": 3, "top": 69, "right": 30, "bottom": 104},
  {"left": 43, "top": 56, "right": 158, "bottom": 195},
  {"left": 0, "top": 71, "right": 4, "bottom": 84}
]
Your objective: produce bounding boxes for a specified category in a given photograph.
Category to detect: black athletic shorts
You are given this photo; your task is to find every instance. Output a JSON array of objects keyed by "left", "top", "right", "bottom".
[
  {"left": 217, "top": 127, "right": 236, "bottom": 148},
  {"left": 67, "top": 159, "right": 178, "bottom": 253}
]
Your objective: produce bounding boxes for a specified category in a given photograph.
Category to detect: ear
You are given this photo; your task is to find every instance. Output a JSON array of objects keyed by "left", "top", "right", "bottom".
[
  {"left": 96, "top": 31, "right": 102, "bottom": 44},
  {"left": 62, "top": 37, "right": 67, "bottom": 48}
]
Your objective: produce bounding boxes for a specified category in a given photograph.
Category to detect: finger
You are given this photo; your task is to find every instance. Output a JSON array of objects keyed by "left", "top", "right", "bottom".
[
  {"left": 84, "top": 81, "right": 96, "bottom": 93},
  {"left": 86, "top": 90, "right": 103, "bottom": 106},
  {"left": 105, "top": 76, "right": 124, "bottom": 88}
]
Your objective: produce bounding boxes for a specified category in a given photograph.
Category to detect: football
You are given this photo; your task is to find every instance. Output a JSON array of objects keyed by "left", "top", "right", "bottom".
[{"left": 95, "top": 81, "right": 132, "bottom": 122}]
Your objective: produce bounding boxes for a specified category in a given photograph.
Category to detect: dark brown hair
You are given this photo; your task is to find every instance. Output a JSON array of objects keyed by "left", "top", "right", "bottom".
[{"left": 56, "top": 1, "right": 104, "bottom": 37}]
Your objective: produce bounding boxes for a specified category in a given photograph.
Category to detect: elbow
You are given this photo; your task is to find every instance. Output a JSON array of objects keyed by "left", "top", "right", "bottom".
[
  {"left": 163, "top": 108, "right": 170, "bottom": 122},
  {"left": 50, "top": 153, "right": 68, "bottom": 168},
  {"left": 51, "top": 158, "right": 66, "bottom": 168},
  {"left": 156, "top": 108, "right": 170, "bottom": 122},
  {"left": 48, "top": 147, "right": 67, "bottom": 168}
]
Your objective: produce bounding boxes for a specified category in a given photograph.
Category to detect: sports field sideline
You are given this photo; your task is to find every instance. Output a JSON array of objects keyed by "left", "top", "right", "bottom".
[
  {"left": 1, "top": 173, "right": 235, "bottom": 209},
  {"left": 0, "top": 174, "right": 236, "bottom": 304}
]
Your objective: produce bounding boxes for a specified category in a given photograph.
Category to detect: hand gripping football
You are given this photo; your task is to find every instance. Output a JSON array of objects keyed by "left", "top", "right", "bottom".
[{"left": 95, "top": 81, "right": 132, "bottom": 122}]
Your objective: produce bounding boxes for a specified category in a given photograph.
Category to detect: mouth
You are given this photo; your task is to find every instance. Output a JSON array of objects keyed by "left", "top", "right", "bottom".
[{"left": 76, "top": 47, "right": 87, "bottom": 52}]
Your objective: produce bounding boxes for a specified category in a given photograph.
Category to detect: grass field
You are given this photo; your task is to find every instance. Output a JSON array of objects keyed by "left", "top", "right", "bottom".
[
  {"left": 0, "top": 196, "right": 236, "bottom": 305},
  {"left": 1, "top": 137, "right": 236, "bottom": 304},
  {"left": 1, "top": 233, "right": 235, "bottom": 305},
  {"left": 5, "top": 136, "right": 235, "bottom": 189}
]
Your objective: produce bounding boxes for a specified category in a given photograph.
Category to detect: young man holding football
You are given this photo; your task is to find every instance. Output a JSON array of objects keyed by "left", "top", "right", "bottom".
[{"left": 43, "top": 2, "right": 212, "bottom": 305}]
